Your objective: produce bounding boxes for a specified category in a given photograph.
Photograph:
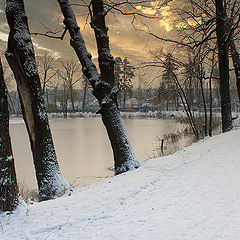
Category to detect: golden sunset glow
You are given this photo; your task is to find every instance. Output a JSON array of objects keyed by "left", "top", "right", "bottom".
[
  {"left": 0, "top": 0, "right": 187, "bottom": 63},
  {"left": 136, "top": 1, "right": 177, "bottom": 32},
  {"left": 136, "top": 5, "right": 157, "bottom": 15},
  {"left": 176, "top": 17, "right": 202, "bottom": 29},
  {"left": 159, "top": 18, "right": 173, "bottom": 31},
  {"left": 158, "top": 4, "right": 175, "bottom": 32},
  {"left": 187, "top": 17, "right": 202, "bottom": 27},
  {"left": 150, "top": 0, "right": 161, "bottom": 8}
]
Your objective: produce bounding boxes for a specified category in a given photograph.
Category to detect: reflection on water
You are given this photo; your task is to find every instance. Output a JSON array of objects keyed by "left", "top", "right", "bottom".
[{"left": 9, "top": 117, "right": 193, "bottom": 190}]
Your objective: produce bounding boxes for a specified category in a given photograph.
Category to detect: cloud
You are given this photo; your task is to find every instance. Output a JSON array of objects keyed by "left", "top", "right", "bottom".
[
  {"left": 136, "top": 6, "right": 157, "bottom": 15},
  {"left": 108, "top": 28, "right": 156, "bottom": 61},
  {"left": 32, "top": 41, "right": 61, "bottom": 59},
  {"left": 0, "top": 29, "right": 61, "bottom": 58},
  {"left": 0, "top": 32, "right": 8, "bottom": 42},
  {"left": 0, "top": 0, "right": 181, "bottom": 66}
]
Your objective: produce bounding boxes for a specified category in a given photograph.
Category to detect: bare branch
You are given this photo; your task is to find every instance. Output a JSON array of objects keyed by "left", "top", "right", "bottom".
[{"left": 31, "top": 27, "right": 67, "bottom": 40}]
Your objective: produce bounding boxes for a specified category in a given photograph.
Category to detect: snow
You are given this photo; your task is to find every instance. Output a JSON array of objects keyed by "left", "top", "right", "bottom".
[{"left": 1, "top": 126, "right": 240, "bottom": 239}]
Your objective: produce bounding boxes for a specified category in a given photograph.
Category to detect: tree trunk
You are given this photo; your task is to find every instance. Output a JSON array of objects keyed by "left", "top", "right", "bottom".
[
  {"left": 199, "top": 77, "right": 208, "bottom": 136},
  {"left": 209, "top": 77, "right": 213, "bottom": 137},
  {"left": 5, "top": 0, "right": 70, "bottom": 200},
  {"left": 171, "top": 70, "right": 199, "bottom": 139},
  {"left": 229, "top": 38, "right": 240, "bottom": 104},
  {"left": 0, "top": 58, "right": 19, "bottom": 211},
  {"left": 57, "top": 0, "right": 140, "bottom": 174},
  {"left": 123, "top": 89, "right": 126, "bottom": 110},
  {"left": 54, "top": 95, "right": 57, "bottom": 113},
  {"left": 176, "top": 93, "right": 179, "bottom": 110},
  {"left": 166, "top": 94, "right": 169, "bottom": 111},
  {"left": 42, "top": 71, "right": 47, "bottom": 96},
  {"left": 70, "top": 87, "right": 75, "bottom": 112},
  {"left": 222, "top": 7, "right": 240, "bottom": 104},
  {"left": 91, "top": 0, "right": 115, "bottom": 87},
  {"left": 82, "top": 77, "right": 87, "bottom": 112},
  {"left": 46, "top": 88, "right": 49, "bottom": 112},
  {"left": 64, "top": 100, "right": 68, "bottom": 118},
  {"left": 215, "top": 0, "right": 232, "bottom": 132},
  {"left": 101, "top": 102, "right": 140, "bottom": 174},
  {"left": 209, "top": 53, "right": 215, "bottom": 137}
]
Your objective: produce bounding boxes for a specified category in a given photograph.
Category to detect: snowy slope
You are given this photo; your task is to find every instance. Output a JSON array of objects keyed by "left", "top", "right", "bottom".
[{"left": 1, "top": 129, "right": 240, "bottom": 240}]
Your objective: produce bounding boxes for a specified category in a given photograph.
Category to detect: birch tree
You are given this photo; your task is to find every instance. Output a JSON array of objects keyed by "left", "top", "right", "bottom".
[{"left": 5, "top": 0, "right": 70, "bottom": 200}]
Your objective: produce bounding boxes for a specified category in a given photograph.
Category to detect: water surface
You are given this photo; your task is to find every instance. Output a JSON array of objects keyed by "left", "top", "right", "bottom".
[{"left": 9, "top": 117, "right": 192, "bottom": 189}]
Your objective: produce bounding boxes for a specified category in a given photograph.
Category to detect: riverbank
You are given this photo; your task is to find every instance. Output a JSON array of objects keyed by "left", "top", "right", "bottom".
[
  {"left": 1, "top": 122, "right": 240, "bottom": 239},
  {"left": 8, "top": 110, "right": 217, "bottom": 119},
  {"left": 11, "top": 111, "right": 161, "bottom": 119}
]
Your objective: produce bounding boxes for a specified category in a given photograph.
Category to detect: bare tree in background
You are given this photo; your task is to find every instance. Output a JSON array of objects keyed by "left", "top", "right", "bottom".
[
  {"left": 5, "top": 0, "right": 70, "bottom": 200},
  {"left": 50, "top": 78, "right": 60, "bottom": 113},
  {"left": 57, "top": 79, "right": 69, "bottom": 118},
  {"left": 37, "top": 52, "right": 57, "bottom": 95},
  {"left": 160, "top": 53, "right": 178, "bottom": 111},
  {"left": 147, "top": 50, "right": 200, "bottom": 139},
  {"left": 82, "top": 75, "right": 89, "bottom": 112},
  {"left": 132, "top": 0, "right": 238, "bottom": 132},
  {"left": 115, "top": 57, "right": 135, "bottom": 110},
  {"left": 57, "top": 59, "right": 82, "bottom": 113}
]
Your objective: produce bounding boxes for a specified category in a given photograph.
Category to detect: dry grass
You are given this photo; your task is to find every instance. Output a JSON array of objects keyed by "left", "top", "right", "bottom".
[{"left": 18, "top": 180, "right": 39, "bottom": 202}]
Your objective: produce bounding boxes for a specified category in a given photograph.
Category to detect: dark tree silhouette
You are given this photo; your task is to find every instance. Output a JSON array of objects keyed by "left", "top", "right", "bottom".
[
  {"left": 0, "top": 58, "right": 19, "bottom": 211},
  {"left": 114, "top": 57, "right": 134, "bottom": 109},
  {"left": 57, "top": 0, "right": 140, "bottom": 174},
  {"left": 215, "top": 0, "right": 233, "bottom": 132},
  {"left": 5, "top": 0, "right": 70, "bottom": 200}
]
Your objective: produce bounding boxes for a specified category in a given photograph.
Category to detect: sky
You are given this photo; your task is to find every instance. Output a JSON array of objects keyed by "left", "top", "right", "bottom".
[
  {"left": 0, "top": 0, "right": 179, "bottom": 60},
  {"left": 0, "top": 0, "right": 184, "bottom": 88}
]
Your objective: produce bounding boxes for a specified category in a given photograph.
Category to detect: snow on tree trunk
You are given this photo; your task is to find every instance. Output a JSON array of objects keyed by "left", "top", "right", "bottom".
[
  {"left": 222, "top": 7, "right": 240, "bottom": 105},
  {"left": 5, "top": 0, "right": 70, "bottom": 200},
  {"left": 229, "top": 39, "right": 240, "bottom": 105},
  {"left": 91, "top": 0, "right": 115, "bottom": 87},
  {"left": 101, "top": 101, "right": 140, "bottom": 174},
  {"left": 0, "top": 58, "right": 19, "bottom": 211},
  {"left": 215, "top": 0, "right": 232, "bottom": 132},
  {"left": 57, "top": 0, "right": 140, "bottom": 174}
]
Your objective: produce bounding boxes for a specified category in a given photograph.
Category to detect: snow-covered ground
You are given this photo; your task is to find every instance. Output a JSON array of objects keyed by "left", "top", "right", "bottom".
[{"left": 1, "top": 124, "right": 240, "bottom": 239}]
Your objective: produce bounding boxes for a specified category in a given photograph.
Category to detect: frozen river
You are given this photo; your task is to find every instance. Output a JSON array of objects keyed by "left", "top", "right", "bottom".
[{"left": 9, "top": 117, "right": 193, "bottom": 190}]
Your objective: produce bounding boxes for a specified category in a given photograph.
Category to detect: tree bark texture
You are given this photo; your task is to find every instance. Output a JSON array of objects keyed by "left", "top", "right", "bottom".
[
  {"left": 171, "top": 70, "right": 199, "bottom": 140},
  {"left": 0, "top": 58, "right": 19, "bottom": 211},
  {"left": 209, "top": 77, "right": 213, "bottom": 137},
  {"left": 222, "top": 7, "right": 240, "bottom": 104},
  {"left": 70, "top": 86, "right": 75, "bottom": 112},
  {"left": 57, "top": 0, "right": 140, "bottom": 174},
  {"left": 215, "top": 0, "right": 232, "bottom": 132},
  {"left": 82, "top": 77, "right": 87, "bottom": 112},
  {"left": 208, "top": 53, "right": 216, "bottom": 137},
  {"left": 5, "top": 0, "right": 70, "bottom": 199},
  {"left": 229, "top": 38, "right": 240, "bottom": 104},
  {"left": 91, "top": 0, "right": 115, "bottom": 87},
  {"left": 199, "top": 77, "right": 208, "bottom": 136}
]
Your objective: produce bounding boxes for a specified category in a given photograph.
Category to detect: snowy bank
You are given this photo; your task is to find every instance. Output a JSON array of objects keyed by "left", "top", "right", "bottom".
[{"left": 1, "top": 129, "right": 240, "bottom": 239}]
